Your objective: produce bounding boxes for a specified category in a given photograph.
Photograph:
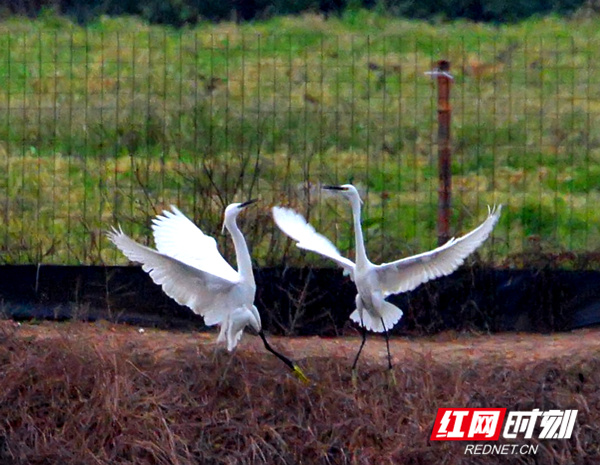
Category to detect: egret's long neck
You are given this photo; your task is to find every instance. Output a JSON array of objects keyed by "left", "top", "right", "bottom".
[
  {"left": 226, "top": 215, "right": 254, "bottom": 283},
  {"left": 350, "top": 194, "right": 369, "bottom": 267}
]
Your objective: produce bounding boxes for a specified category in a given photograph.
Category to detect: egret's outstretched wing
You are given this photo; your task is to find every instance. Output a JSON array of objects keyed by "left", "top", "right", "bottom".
[
  {"left": 107, "top": 227, "right": 236, "bottom": 326},
  {"left": 151, "top": 206, "right": 239, "bottom": 282},
  {"left": 375, "top": 205, "right": 502, "bottom": 296},
  {"left": 272, "top": 207, "right": 355, "bottom": 272}
]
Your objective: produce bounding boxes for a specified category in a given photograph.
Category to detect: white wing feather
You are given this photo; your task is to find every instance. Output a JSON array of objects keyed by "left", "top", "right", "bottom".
[
  {"left": 151, "top": 206, "right": 239, "bottom": 283},
  {"left": 272, "top": 207, "right": 355, "bottom": 272},
  {"left": 375, "top": 205, "right": 502, "bottom": 296},
  {"left": 107, "top": 227, "right": 236, "bottom": 326}
]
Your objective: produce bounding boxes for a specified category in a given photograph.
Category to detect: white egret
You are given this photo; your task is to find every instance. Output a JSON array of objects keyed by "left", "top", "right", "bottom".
[
  {"left": 273, "top": 184, "right": 501, "bottom": 378},
  {"left": 107, "top": 201, "right": 308, "bottom": 383}
]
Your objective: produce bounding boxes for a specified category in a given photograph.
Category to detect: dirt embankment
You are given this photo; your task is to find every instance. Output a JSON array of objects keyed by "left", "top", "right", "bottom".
[{"left": 1, "top": 321, "right": 599, "bottom": 464}]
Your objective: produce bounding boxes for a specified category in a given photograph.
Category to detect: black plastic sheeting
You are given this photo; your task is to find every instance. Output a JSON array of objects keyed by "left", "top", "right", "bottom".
[{"left": 0, "top": 265, "right": 599, "bottom": 335}]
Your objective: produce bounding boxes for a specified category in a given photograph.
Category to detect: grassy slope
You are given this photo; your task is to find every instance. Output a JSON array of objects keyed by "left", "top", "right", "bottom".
[
  {"left": 0, "top": 12, "right": 600, "bottom": 265},
  {"left": 1, "top": 320, "right": 599, "bottom": 464}
]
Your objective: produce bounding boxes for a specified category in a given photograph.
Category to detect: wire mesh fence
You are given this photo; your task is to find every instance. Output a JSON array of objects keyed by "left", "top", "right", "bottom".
[{"left": 0, "top": 29, "right": 599, "bottom": 267}]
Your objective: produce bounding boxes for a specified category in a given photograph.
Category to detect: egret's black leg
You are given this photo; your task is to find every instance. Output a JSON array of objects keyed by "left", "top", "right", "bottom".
[
  {"left": 380, "top": 318, "right": 396, "bottom": 386},
  {"left": 380, "top": 318, "right": 393, "bottom": 370},
  {"left": 352, "top": 323, "right": 368, "bottom": 371},
  {"left": 258, "top": 330, "right": 309, "bottom": 383},
  {"left": 259, "top": 330, "right": 293, "bottom": 369},
  {"left": 351, "top": 319, "right": 367, "bottom": 387}
]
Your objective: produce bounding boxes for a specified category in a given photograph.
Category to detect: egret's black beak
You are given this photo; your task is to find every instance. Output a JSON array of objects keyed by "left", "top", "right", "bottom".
[
  {"left": 258, "top": 330, "right": 309, "bottom": 384},
  {"left": 322, "top": 185, "right": 347, "bottom": 191},
  {"left": 239, "top": 199, "right": 258, "bottom": 208}
]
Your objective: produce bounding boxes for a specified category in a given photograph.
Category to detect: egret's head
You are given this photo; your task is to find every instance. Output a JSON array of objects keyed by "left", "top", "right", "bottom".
[
  {"left": 222, "top": 199, "right": 258, "bottom": 233},
  {"left": 322, "top": 184, "right": 363, "bottom": 204}
]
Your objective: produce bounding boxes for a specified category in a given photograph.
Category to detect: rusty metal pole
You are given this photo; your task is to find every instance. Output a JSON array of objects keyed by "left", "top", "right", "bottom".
[{"left": 435, "top": 60, "right": 452, "bottom": 246}]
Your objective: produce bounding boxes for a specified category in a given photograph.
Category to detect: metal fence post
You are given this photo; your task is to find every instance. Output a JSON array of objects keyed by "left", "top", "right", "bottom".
[{"left": 435, "top": 60, "right": 452, "bottom": 246}]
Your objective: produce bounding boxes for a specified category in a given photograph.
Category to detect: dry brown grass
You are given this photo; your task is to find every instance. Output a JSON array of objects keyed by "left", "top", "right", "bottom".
[{"left": 1, "top": 321, "right": 599, "bottom": 464}]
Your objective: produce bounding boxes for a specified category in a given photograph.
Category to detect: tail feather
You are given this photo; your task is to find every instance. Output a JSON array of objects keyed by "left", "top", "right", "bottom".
[{"left": 350, "top": 301, "right": 403, "bottom": 333}]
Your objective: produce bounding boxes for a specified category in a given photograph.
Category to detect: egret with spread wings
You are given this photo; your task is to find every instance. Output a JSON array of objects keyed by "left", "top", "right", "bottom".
[
  {"left": 273, "top": 185, "right": 501, "bottom": 379},
  {"left": 108, "top": 201, "right": 308, "bottom": 383}
]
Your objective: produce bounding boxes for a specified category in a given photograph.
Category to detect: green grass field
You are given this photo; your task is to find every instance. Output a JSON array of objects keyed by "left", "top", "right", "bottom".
[{"left": 1, "top": 12, "right": 600, "bottom": 265}]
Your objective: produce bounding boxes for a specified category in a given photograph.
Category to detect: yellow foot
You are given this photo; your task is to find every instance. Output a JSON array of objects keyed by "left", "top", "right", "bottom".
[
  {"left": 292, "top": 364, "right": 310, "bottom": 385},
  {"left": 387, "top": 368, "right": 397, "bottom": 387},
  {"left": 352, "top": 368, "right": 359, "bottom": 388}
]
